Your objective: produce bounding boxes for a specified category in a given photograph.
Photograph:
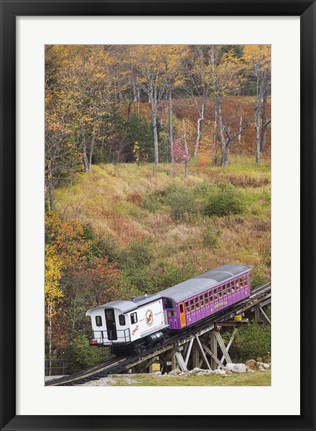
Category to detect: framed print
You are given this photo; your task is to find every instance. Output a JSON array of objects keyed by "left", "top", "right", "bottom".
[{"left": 0, "top": 1, "right": 315, "bottom": 430}]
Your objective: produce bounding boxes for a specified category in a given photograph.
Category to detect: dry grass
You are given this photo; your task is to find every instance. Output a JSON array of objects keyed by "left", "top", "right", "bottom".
[
  {"left": 55, "top": 159, "right": 271, "bottom": 283},
  {"left": 79, "top": 370, "right": 271, "bottom": 386}
]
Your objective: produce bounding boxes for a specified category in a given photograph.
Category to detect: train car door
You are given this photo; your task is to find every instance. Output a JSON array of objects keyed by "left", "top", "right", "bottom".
[
  {"left": 104, "top": 309, "right": 117, "bottom": 340},
  {"left": 179, "top": 302, "right": 186, "bottom": 328}
]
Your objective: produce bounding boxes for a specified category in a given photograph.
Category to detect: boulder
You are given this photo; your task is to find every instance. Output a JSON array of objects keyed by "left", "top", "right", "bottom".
[
  {"left": 168, "top": 368, "right": 181, "bottom": 376},
  {"left": 257, "top": 361, "right": 270, "bottom": 369},
  {"left": 213, "top": 369, "right": 226, "bottom": 375},
  {"left": 225, "top": 363, "right": 247, "bottom": 373},
  {"left": 190, "top": 367, "right": 204, "bottom": 375},
  {"left": 245, "top": 359, "right": 257, "bottom": 369}
]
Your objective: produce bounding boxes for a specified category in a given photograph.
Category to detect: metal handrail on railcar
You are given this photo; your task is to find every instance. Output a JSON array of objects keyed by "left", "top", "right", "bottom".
[{"left": 90, "top": 328, "right": 131, "bottom": 344}]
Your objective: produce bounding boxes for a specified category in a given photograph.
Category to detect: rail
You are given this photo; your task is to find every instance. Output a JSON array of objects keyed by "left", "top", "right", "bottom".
[{"left": 46, "top": 282, "right": 271, "bottom": 386}]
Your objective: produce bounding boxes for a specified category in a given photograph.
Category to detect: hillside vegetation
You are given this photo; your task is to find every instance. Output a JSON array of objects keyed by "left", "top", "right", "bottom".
[
  {"left": 45, "top": 44, "right": 271, "bottom": 374},
  {"left": 55, "top": 156, "right": 270, "bottom": 293},
  {"left": 47, "top": 156, "right": 271, "bottom": 373}
]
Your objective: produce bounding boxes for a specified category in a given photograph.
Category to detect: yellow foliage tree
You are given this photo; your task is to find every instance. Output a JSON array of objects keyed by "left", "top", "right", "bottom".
[
  {"left": 243, "top": 45, "right": 271, "bottom": 162},
  {"left": 45, "top": 244, "right": 63, "bottom": 374}
]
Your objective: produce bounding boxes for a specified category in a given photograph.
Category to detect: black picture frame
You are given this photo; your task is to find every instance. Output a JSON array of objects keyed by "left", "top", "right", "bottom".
[{"left": 0, "top": 1, "right": 315, "bottom": 430}]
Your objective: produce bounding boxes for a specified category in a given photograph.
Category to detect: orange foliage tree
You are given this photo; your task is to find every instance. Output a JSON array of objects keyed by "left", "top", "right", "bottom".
[{"left": 45, "top": 211, "right": 121, "bottom": 357}]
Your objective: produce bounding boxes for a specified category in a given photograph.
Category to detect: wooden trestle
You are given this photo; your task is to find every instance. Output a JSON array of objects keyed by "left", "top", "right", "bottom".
[{"left": 134, "top": 289, "right": 271, "bottom": 373}]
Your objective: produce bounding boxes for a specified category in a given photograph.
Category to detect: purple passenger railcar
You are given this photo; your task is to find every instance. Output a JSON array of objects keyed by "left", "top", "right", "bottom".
[{"left": 160, "top": 264, "right": 251, "bottom": 330}]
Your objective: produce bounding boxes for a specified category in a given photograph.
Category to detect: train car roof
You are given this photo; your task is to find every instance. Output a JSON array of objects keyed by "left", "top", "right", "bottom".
[
  {"left": 159, "top": 264, "right": 251, "bottom": 303},
  {"left": 86, "top": 292, "right": 161, "bottom": 315}
]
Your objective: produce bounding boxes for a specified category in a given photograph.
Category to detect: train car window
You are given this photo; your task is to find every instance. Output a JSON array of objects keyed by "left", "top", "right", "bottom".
[
  {"left": 227, "top": 283, "right": 231, "bottom": 294},
  {"left": 119, "top": 314, "right": 126, "bottom": 326},
  {"left": 209, "top": 291, "right": 213, "bottom": 302},
  {"left": 190, "top": 299, "right": 195, "bottom": 311},
  {"left": 213, "top": 289, "right": 218, "bottom": 301},
  {"left": 200, "top": 295, "right": 204, "bottom": 306},
  {"left": 168, "top": 311, "right": 176, "bottom": 317},
  {"left": 95, "top": 316, "right": 102, "bottom": 327},
  {"left": 243, "top": 274, "right": 248, "bottom": 284},
  {"left": 223, "top": 285, "right": 227, "bottom": 296},
  {"left": 130, "top": 312, "right": 138, "bottom": 324},
  {"left": 204, "top": 293, "right": 209, "bottom": 304},
  {"left": 185, "top": 301, "right": 190, "bottom": 312},
  {"left": 232, "top": 281, "right": 235, "bottom": 291},
  {"left": 218, "top": 288, "right": 222, "bottom": 298},
  {"left": 195, "top": 297, "right": 200, "bottom": 309},
  {"left": 163, "top": 298, "right": 173, "bottom": 309}
]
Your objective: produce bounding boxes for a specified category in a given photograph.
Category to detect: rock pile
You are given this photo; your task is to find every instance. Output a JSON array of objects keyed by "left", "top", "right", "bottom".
[{"left": 165, "top": 360, "right": 271, "bottom": 376}]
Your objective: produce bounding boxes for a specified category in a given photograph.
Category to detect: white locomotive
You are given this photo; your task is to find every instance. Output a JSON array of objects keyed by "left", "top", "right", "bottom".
[{"left": 86, "top": 292, "right": 169, "bottom": 354}]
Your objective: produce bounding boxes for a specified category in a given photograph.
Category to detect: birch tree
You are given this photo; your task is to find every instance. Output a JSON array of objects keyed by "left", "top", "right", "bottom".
[
  {"left": 183, "top": 46, "right": 211, "bottom": 158},
  {"left": 209, "top": 46, "right": 246, "bottom": 166},
  {"left": 243, "top": 45, "right": 271, "bottom": 163},
  {"left": 129, "top": 46, "right": 169, "bottom": 166}
]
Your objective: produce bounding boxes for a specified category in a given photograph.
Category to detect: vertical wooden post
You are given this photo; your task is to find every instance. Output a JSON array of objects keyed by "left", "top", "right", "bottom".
[
  {"left": 171, "top": 353, "right": 177, "bottom": 370},
  {"left": 209, "top": 331, "right": 218, "bottom": 370},
  {"left": 254, "top": 306, "right": 261, "bottom": 323},
  {"left": 192, "top": 343, "right": 200, "bottom": 368}
]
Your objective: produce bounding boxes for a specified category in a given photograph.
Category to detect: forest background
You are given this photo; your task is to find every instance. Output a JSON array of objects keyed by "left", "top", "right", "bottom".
[{"left": 45, "top": 44, "right": 271, "bottom": 374}]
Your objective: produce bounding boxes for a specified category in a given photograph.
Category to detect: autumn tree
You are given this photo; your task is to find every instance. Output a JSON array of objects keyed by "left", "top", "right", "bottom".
[
  {"left": 46, "top": 45, "right": 115, "bottom": 173},
  {"left": 243, "top": 45, "right": 271, "bottom": 163},
  {"left": 182, "top": 46, "right": 212, "bottom": 158},
  {"left": 45, "top": 244, "right": 63, "bottom": 374},
  {"left": 209, "top": 46, "right": 247, "bottom": 166},
  {"left": 160, "top": 46, "right": 189, "bottom": 163},
  {"left": 129, "top": 45, "right": 176, "bottom": 166},
  {"left": 45, "top": 211, "right": 121, "bottom": 358}
]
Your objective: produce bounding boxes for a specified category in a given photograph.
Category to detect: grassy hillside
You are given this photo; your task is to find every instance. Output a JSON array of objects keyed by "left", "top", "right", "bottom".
[{"left": 55, "top": 155, "right": 270, "bottom": 294}]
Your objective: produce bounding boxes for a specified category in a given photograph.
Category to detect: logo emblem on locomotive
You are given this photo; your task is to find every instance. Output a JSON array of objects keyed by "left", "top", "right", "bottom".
[{"left": 146, "top": 309, "right": 154, "bottom": 326}]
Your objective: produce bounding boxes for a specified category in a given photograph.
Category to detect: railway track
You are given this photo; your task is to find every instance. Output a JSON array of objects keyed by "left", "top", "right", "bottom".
[{"left": 46, "top": 282, "right": 271, "bottom": 386}]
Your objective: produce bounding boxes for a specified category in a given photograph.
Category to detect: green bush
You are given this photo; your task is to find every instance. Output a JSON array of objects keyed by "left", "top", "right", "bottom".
[
  {"left": 124, "top": 259, "right": 195, "bottom": 294},
  {"left": 118, "top": 239, "right": 154, "bottom": 273},
  {"left": 251, "top": 265, "right": 268, "bottom": 289},
  {"left": 142, "top": 191, "right": 165, "bottom": 213},
  {"left": 202, "top": 222, "right": 220, "bottom": 248},
  {"left": 203, "top": 183, "right": 244, "bottom": 217},
  {"left": 228, "top": 322, "right": 271, "bottom": 362},
  {"left": 66, "top": 334, "right": 111, "bottom": 374},
  {"left": 165, "top": 185, "right": 197, "bottom": 221}
]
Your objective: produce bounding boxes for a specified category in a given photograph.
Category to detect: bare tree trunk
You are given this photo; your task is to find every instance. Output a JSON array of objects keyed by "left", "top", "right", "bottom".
[
  {"left": 151, "top": 96, "right": 159, "bottom": 166},
  {"left": 221, "top": 127, "right": 231, "bottom": 167},
  {"left": 182, "top": 119, "right": 189, "bottom": 178},
  {"left": 255, "top": 104, "right": 261, "bottom": 163},
  {"left": 88, "top": 131, "right": 95, "bottom": 170},
  {"left": 194, "top": 100, "right": 205, "bottom": 158},
  {"left": 168, "top": 86, "right": 174, "bottom": 164},
  {"left": 48, "top": 179, "right": 55, "bottom": 211},
  {"left": 82, "top": 134, "right": 90, "bottom": 173},
  {"left": 137, "top": 89, "right": 140, "bottom": 114},
  {"left": 46, "top": 165, "right": 55, "bottom": 211},
  {"left": 47, "top": 304, "right": 52, "bottom": 376},
  {"left": 216, "top": 96, "right": 226, "bottom": 164},
  {"left": 221, "top": 117, "right": 253, "bottom": 167},
  {"left": 260, "top": 92, "right": 269, "bottom": 152},
  {"left": 212, "top": 102, "right": 218, "bottom": 164},
  {"left": 255, "top": 78, "right": 261, "bottom": 163},
  {"left": 238, "top": 116, "right": 243, "bottom": 152}
]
